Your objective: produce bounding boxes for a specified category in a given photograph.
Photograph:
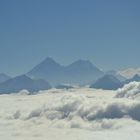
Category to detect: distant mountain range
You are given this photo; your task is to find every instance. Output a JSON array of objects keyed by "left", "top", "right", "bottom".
[
  {"left": 106, "top": 70, "right": 126, "bottom": 82},
  {"left": 119, "top": 68, "right": 140, "bottom": 79},
  {"left": 90, "top": 74, "right": 140, "bottom": 90},
  {"left": 27, "top": 57, "right": 104, "bottom": 85},
  {"left": 0, "top": 75, "right": 51, "bottom": 94},
  {"left": 90, "top": 74, "right": 123, "bottom": 90},
  {"left": 0, "top": 57, "right": 140, "bottom": 93}
]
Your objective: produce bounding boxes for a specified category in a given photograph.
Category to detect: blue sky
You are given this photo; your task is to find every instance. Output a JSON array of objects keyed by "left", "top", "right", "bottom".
[{"left": 0, "top": 0, "right": 140, "bottom": 76}]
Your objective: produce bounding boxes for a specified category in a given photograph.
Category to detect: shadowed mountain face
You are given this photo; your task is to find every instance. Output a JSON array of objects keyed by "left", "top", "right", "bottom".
[
  {"left": 27, "top": 57, "right": 65, "bottom": 85},
  {"left": 64, "top": 60, "right": 103, "bottom": 85},
  {"left": 27, "top": 57, "right": 104, "bottom": 86},
  {"left": 0, "top": 75, "right": 51, "bottom": 94},
  {"left": 0, "top": 73, "right": 11, "bottom": 83},
  {"left": 90, "top": 74, "right": 123, "bottom": 90}
]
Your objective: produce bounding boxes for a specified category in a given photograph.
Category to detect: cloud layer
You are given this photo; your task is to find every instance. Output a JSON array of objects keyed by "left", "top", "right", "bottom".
[{"left": 1, "top": 87, "right": 140, "bottom": 139}]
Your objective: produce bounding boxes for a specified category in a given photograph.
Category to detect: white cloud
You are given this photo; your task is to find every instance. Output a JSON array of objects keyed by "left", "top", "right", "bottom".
[
  {"left": 116, "top": 82, "right": 140, "bottom": 99},
  {"left": 1, "top": 88, "right": 140, "bottom": 140}
]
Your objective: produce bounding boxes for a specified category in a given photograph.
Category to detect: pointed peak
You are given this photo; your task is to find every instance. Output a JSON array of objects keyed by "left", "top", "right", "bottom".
[
  {"left": 40, "top": 57, "right": 61, "bottom": 66},
  {"left": 132, "top": 74, "right": 140, "bottom": 79},
  {"left": 90, "top": 74, "right": 122, "bottom": 90},
  {"left": 67, "top": 59, "right": 103, "bottom": 74},
  {"left": 44, "top": 57, "right": 56, "bottom": 63},
  {"left": 133, "top": 74, "right": 140, "bottom": 77},
  {"left": 99, "top": 74, "right": 121, "bottom": 83}
]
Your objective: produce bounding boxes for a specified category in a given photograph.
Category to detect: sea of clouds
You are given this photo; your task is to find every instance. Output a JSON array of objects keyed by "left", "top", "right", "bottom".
[{"left": 1, "top": 82, "right": 140, "bottom": 139}]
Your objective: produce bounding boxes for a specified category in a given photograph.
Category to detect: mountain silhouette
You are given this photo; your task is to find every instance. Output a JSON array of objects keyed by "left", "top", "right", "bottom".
[
  {"left": 65, "top": 59, "right": 103, "bottom": 84},
  {"left": 27, "top": 57, "right": 65, "bottom": 85},
  {"left": 90, "top": 74, "right": 122, "bottom": 90},
  {"left": 0, "top": 75, "right": 51, "bottom": 94},
  {"left": 27, "top": 57, "right": 104, "bottom": 85}
]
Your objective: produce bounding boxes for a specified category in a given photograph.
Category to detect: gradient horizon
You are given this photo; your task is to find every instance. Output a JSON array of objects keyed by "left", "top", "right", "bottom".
[{"left": 0, "top": 0, "right": 140, "bottom": 76}]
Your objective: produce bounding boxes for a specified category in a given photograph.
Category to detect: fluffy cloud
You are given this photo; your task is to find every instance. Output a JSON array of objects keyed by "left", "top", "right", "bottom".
[
  {"left": 116, "top": 82, "right": 140, "bottom": 99},
  {"left": 7, "top": 89, "right": 140, "bottom": 131},
  {"left": 1, "top": 88, "right": 140, "bottom": 139},
  {"left": 25, "top": 94, "right": 140, "bottom": 123}
]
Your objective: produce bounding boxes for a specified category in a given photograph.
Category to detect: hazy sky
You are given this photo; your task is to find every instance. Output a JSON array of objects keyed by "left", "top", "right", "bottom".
[{"left": 0, "top": 0, "right": 140, "bottom": 76}]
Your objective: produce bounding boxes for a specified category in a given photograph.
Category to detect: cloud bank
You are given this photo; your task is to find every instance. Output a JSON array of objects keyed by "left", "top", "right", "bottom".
[{"left": 1, "top": 87, "right": 140, "bottom": 139}]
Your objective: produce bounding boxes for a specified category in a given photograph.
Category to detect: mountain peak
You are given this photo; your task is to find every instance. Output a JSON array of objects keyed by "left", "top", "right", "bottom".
[
  {"left": 27, "top": 57, "right": 104, "bottom": 85},
  {"left": 124, "top": 74, "right": 140, "bottom": 84},
  {"left": 103, "top": 74, "right": 119, "bottom": 81},
  {"left": 42, "top": 57, "right": 60, "bottom": 65},
  {"left": 68, "top": 59, "right": 103, "bottom": 75},
  {"left": 28, "top": 57, "right": 63, "bottom": 74},
  {"left": 0, "top": 74, "right": 51, "bottom": 94},
  {"left": 90, "top": 74, "right": 122, "bottom": 90},
  {"left": 133, "top": 74, "right": 140, "bottom": 79},
  {"left": 68, "top": 59, "right": 97, "bottom": 70},
  {"left": 106, "top": 70, "right": 126, "bottom": 82},
  {"left": 44, "top": 57, "right": 55, "bottom": 61}
]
